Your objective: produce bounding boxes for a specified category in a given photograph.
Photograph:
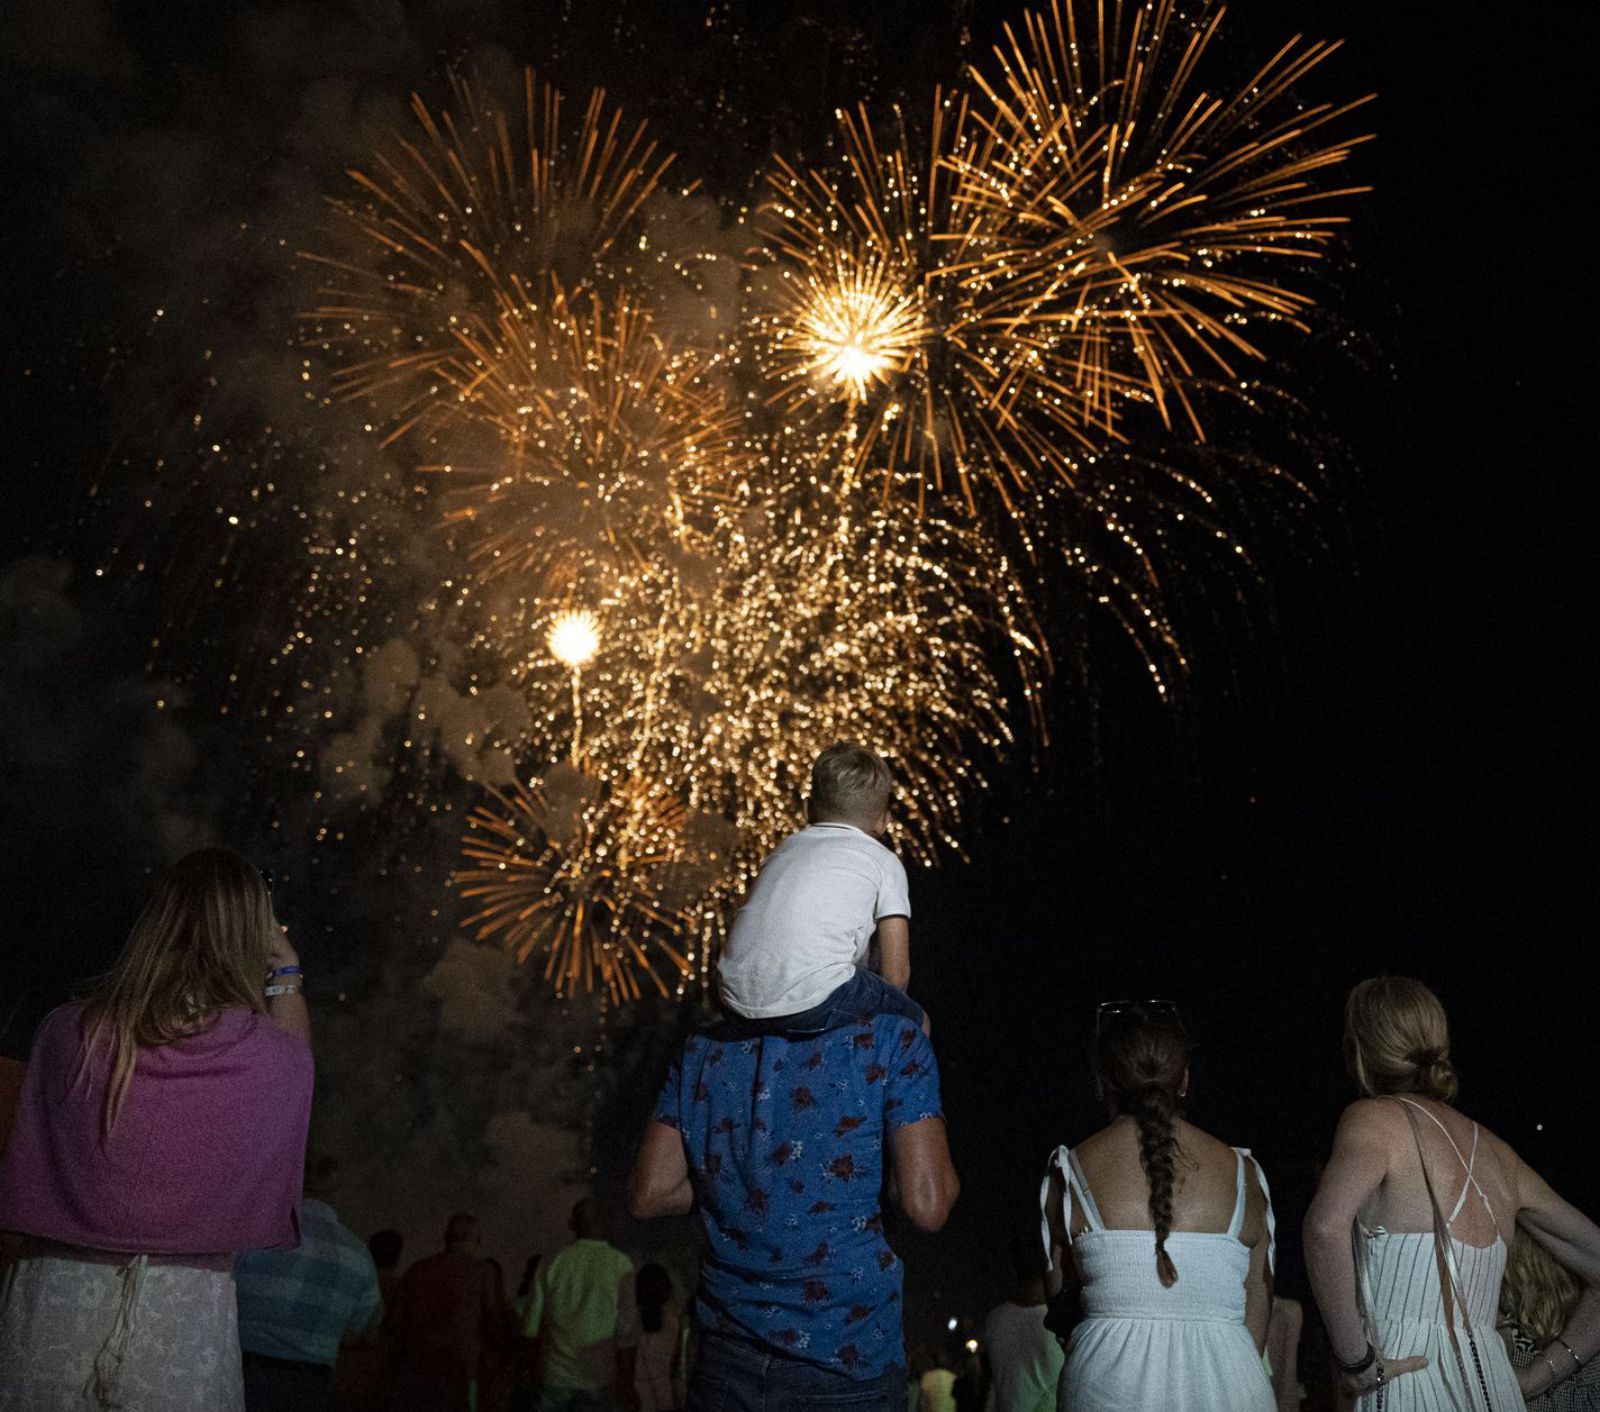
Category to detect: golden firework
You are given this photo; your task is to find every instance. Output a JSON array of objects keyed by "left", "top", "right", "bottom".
[
  {"left": 453, "top": 768, "right": 695, "bottom": 1003},
  {"left": 429, "top": 281, "right": 747, "bottom": 585},
  {"left": 301, "top": 66, "right": 680, "bottom": 443},
  {"left": 245, "top": 8, "right": 1370, "bottom": 1009},
  {"left": 958, "top": 0, "right": 1372, "bottom": 435},
  {"left": 547, "top": 608, "right": 601, "bottom": 669},
  {"left": 753, "top": 95, "right": 1111, "bottom": 511},
  {"left": 777, "top": 252, "right": 929, "bottom": 403}
]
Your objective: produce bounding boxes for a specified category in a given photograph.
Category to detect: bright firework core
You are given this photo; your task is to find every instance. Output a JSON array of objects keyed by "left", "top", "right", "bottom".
[
  {"left": 793, "top": 263, "right": 928, "bottom": 402},
  {"left": 548, "top": 609, "right": 601, "bottom": 669}
]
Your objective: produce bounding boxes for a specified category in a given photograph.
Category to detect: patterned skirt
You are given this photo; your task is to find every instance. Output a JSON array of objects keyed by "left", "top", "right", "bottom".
[{"left": 0, "top": 1250, "right": 245, "bottom": 1411}]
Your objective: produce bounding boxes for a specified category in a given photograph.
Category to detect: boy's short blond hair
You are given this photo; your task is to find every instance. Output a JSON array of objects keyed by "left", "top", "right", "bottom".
[{"left": 809, "top": 742, "right": 892, "bottom": 824}]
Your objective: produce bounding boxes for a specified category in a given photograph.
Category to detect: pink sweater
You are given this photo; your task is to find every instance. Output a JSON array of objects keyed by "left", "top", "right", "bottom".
[{"left": 0, "top": 1001, "right": 313, "bottom": 1255}]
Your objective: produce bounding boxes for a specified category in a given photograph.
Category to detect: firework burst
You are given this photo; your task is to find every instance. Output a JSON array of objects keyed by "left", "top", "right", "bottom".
[
  {"left": 958, "top": 0, "right": 1372, "bottom": 435},
  {"left": 139, "top": 5, "right": 1369, "bottom": 1009},
  {"left": 453, "top": 767, "right": 696, "bottom": 1003},
  {"left": 428, "top": 280, "right": 748, "bottom": 587},
  {"left": 301, "top": 66, "right": 682, "bottom": 444},
  {"left": 753, "top": 95, "right": 1112, "bottom": 511}
]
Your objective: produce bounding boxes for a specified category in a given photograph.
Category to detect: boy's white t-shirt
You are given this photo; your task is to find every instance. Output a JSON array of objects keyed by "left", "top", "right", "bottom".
[{"left": 718, "top": 822, "right": 911, "bottom": 1019}]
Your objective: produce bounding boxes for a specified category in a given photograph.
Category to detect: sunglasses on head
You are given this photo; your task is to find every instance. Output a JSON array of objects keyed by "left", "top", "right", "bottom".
[{"left": 1095, "top": 998, "right": 1183, "bottom": 1034}]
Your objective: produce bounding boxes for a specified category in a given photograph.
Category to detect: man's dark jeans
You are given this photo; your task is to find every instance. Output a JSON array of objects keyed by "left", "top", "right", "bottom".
[
  {"left": 241, "top": 1350, "right": 333, "bottom": 1411},
  {"left": 687, "top": 1333, "right": 907, "bottom": 1412}
]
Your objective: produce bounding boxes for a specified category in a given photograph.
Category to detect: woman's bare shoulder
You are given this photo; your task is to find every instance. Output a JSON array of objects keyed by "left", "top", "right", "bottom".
[
  {"left": 1334, "top": 1096, "right": 1412, "bottom": 1140},
  {"left": 1176, "top": 1119, "right": 1248, "bottom": 1168}
]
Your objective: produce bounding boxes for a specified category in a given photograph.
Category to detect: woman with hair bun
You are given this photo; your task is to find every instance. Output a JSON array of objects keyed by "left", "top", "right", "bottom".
[
  {"left": 1039, "top": 1000, "right": 1277, "bottom": 1411},
  {"left": 1305, "top": 976, "right": 1600, "bottom": 1409}
]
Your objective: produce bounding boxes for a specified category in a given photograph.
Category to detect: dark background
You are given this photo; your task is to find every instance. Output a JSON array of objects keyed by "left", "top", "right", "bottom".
[{"left": 2, "top": 0, "right": 1594, "bottom": 1343}]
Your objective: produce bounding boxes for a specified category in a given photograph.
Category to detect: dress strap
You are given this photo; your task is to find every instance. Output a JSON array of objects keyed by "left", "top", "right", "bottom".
[
  {"left": 1227, "top": 1148, "right": 1248, "bottom": 1239},
  {"left": 1064, "top": 1148, "right": 1106, "bottom": 1235},
  {"left": 1395, "top": 1099, "right": 1499, "bottom": 1237},
  {"left": 1039, "top": 1145, "right": 1104, "bottom": 1258},
  {"left": 1039, "top": 1146, "right": 1068, "bottom": 1263},
  {"left": 1445, "top": 1123, "right": 1481, "bottom": 1225},
  {"left": 1233, "top": 1148, "right": 1277, "bottom": 1278}
]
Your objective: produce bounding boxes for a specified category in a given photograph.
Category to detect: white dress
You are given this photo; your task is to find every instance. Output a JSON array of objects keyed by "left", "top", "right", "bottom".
[
  {"left": 1352, "top": 1100, "right": 1522, "bottom": 1411},
  {"left": 1042, "top": 1144, "right": 1275, "bottom": 1412}
]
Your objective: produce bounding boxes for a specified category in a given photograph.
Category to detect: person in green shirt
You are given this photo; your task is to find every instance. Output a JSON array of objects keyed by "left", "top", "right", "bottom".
[{"left": 524, "top": 1199, "right": 640, "bottom": 1412}]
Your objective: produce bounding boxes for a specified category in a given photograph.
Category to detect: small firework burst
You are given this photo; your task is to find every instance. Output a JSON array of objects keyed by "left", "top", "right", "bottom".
[
  {"left": 773, "top": 251, "right": 929, "bottom": 403},
  {"left": 453, "top": 767, "right": 695, "bottom": 1003}
]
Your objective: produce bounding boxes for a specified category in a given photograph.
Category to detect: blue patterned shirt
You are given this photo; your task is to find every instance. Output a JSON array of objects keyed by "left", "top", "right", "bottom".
[
  {"left": 235, "top": 1198, "right": 382, "bottom": 1366},
  {"left": 653, "top": 1009, "right": 943, "bottom": 1379}
]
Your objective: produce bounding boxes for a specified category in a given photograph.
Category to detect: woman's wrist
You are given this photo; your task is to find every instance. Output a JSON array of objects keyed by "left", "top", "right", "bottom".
[{"left": 1332, "top": 1340, "right": 1375, "bottom": 1374}]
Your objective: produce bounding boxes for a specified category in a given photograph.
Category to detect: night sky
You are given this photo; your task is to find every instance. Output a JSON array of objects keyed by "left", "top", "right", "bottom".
[{"left": 2, "top": 0, "right": 1594, "bottom": 1355}]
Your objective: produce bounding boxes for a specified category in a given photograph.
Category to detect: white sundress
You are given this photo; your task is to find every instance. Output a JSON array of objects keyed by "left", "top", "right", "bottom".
[
  {"left": 1352, "top": 1099, "right": 1522, "bottom": 1412},
  {"left": 1042, "top": 1143, "right": 1276, "bottom": 1412}
]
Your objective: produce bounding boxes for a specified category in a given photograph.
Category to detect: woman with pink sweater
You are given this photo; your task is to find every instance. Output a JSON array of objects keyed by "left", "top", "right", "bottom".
[{"left": 0, "top": 848, "right": 314, "bottom": 1410}]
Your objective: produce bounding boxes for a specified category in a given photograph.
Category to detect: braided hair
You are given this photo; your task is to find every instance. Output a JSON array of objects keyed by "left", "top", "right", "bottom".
[{"left": 1094, "top": 1007, "right": 1190, "bottom": 1288}]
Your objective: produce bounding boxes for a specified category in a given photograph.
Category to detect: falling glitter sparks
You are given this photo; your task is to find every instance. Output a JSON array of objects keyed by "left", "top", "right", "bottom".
[{"left": 119, "top": 2, "right": 1368, "bottom": 1006}]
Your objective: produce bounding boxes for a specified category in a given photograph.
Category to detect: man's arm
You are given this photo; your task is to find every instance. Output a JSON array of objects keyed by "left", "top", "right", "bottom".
[
  {"left": 875, "top": 915, "right": 911, "bottom": 991},
  {"left": 627, "top": 1119, "right": 693, "bottom": 1220},
  {"left": 890, "top": 1115, "right": 958, "bottom": 1232}
]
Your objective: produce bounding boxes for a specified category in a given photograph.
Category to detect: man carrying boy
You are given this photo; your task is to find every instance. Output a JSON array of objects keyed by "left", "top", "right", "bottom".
[{"left": 717, "top": 741, "right": 923, "bottom": 1028}]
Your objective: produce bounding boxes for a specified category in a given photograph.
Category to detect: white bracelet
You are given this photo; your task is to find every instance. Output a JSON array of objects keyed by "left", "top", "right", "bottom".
[{"left": 265, "top": 983, "right": 301, "bottom": 998}]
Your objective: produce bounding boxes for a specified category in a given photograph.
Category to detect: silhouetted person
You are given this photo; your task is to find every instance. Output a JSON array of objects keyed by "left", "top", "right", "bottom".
[
  {"left": 334, "top": 1230, "right": 407, "bottom": 1410},
  {"left": 396, "top": 1211, "right": 501, "bottom": 1412},
  {"left": 523, "top": 1198, "right": 640, "bottom": 1412},
  {"left": 633, "top": 1263, "right": 685, "bottom": 1412},
  {"left": 370, "top": 1230, "right": 405, "bottom": 1313},
  {"left": 982, "top": 1236, "right": 1062, "bottom": 1412},
  {"left": 235, "top": 1155, "right": 382, "bottom": 1411}
]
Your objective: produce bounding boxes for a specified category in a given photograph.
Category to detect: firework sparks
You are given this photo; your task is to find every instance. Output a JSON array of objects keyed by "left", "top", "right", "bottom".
[
  {"left": 153, "top": 4, "right": 1368, "bottom": 1008},
  {"left": 778, "top": 253, "right": 929, "bottom": 403},
  {"left": 453, "top": 768, "right": 695, "bottom": 1003},
  {"left": 301, "top": 66, "right": 682, "bottom": 444},
  {"left": 753, "top": 94, "right": 1111, "bottom": 510},
  {"left": 957, "top": 0, "right": 1372, "bottom": 435},
  {"left": 430, "top": 281, "right": 747, "bottom": 586}
]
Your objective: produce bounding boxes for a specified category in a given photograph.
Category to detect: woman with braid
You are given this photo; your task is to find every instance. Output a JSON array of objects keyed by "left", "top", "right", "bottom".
[{"left": 1038, "top": 1000, "right": 1277, "bottom": 1411}]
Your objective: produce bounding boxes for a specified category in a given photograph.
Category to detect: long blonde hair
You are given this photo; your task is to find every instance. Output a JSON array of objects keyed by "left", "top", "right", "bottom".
[
  {"left": 81, "top": 848, "right": 276, "bottom": 1130},
  {"left": 1501, "top": 1228, "right": 1580, "bottom": 1346},
  {"left": 1343, "top": 975, "right": 1460, "bottom": 1103}
]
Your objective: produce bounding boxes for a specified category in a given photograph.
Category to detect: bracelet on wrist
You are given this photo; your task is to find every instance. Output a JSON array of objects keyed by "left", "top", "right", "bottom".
[
  {"left": 1334, "top": 1342, "right": 1376, "bottom": 1375},
  {"left": 268, "top": 964, "right": 303, "bottom": 978},
  {"left": 265, "top": 983, "right": 301, "bottom": 998},
  {"left": 1557, "top": 1337, "right": 1582, "bottom": 1370}
]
